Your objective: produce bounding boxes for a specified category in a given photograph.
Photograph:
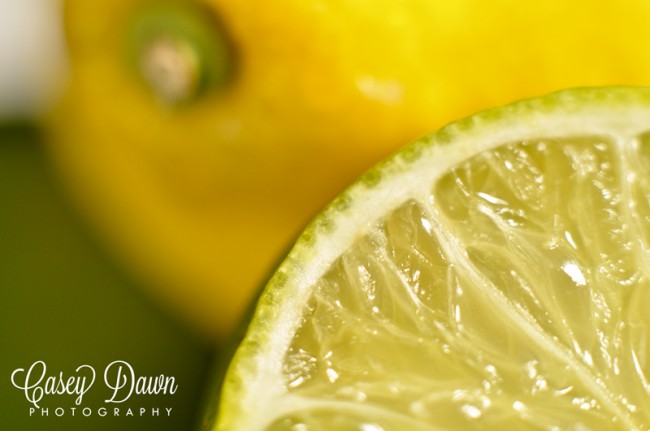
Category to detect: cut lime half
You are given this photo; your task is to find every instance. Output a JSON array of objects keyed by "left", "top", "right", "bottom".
[{"left": 212, "top": 87, "right": 650, "bottom": 430}]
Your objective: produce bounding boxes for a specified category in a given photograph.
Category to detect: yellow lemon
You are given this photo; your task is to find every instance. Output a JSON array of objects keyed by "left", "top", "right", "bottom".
[{"left": 47, "top": 0, "right": 650, "bottom": 340}]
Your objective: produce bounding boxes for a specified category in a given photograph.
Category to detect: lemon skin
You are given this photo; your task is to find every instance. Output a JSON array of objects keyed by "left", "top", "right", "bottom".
[{"left": 48, "top": 0, "right": 650, "bottom": 339}]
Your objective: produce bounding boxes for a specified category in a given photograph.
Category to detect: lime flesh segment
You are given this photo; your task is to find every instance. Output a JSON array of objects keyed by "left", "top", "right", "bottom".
[{"left": 215, "top": 88, "right": 650, "bottom": 431}]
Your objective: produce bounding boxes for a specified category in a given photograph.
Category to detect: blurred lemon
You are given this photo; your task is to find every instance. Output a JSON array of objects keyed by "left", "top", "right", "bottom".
[{"left": 47, "top": 0, "right": 650, "bottom": 340}]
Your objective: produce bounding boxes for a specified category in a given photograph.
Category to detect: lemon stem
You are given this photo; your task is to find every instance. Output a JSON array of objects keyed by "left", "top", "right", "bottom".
[{"left": 128, "top": 1, "right": 233, "bottom": 106}]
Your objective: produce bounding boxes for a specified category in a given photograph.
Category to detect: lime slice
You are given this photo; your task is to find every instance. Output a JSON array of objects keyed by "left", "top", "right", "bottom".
[{"left": 212, "top": 87, "right": 650, "bottom": 430}]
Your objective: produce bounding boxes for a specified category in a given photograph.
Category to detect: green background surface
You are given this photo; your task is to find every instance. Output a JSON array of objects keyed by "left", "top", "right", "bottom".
[{"left": 0, "top": 123, "right": 213, "bottom": 430}]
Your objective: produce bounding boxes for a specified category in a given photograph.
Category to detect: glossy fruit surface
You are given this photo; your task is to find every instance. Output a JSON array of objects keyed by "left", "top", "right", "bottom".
[{"left": 49, "top": 0, "right": 650, "bottom": 338}]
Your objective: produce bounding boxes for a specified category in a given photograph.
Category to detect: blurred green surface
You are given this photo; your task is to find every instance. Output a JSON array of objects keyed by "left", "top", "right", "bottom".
[{"left": 0, "top": 123, "right": 213, "bottom": 430}]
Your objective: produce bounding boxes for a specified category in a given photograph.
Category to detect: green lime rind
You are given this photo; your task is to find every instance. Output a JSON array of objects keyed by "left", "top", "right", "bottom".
[{"left": 212, "top": 86, "right": 650, "bottom": 430}]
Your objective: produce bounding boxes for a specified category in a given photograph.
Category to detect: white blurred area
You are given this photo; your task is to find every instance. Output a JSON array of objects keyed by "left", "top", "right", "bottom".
[{"left": 0, "top": 0, "right": 67, "bottom": 120}]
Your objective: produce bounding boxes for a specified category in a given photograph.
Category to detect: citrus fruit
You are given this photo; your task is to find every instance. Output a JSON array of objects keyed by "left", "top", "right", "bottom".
[
  {"left": 210, "top": 87, "right": 650, "bottom": 430},
  {"left": 47, "top": 0, "right": 650, "bottom": 339}
]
